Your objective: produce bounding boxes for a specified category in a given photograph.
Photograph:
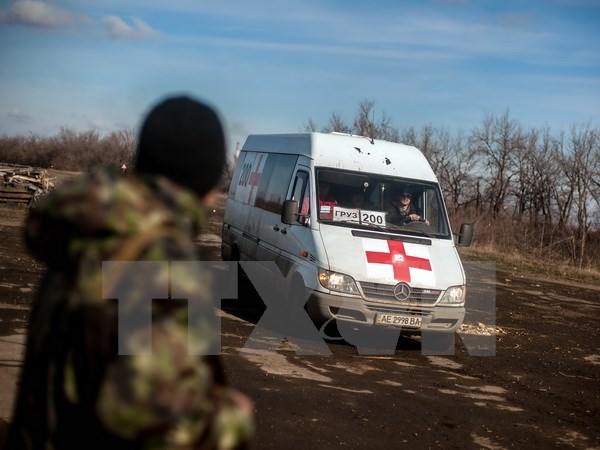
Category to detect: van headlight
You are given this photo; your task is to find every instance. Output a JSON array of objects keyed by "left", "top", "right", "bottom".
[
  {"left": 439, "top": 285, "right": 466, "bottom": 305},
  {"left": 318, "top": 269, "right": 359, "bottom": 294}
]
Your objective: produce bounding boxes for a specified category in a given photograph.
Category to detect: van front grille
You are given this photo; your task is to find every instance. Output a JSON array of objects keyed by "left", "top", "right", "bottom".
[
  {"left": 359, "top": 282, "right": 441, "bottom": 306},
  {"left": 367, "top": 305, "right": 427, "bottom": 314}
]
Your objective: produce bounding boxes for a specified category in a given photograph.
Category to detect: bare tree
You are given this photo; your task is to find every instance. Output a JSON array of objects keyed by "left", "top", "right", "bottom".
[
  {"left": 399, "top": 126, "right": 417, "bottom": 147},
  {"left": 377, "top": 111, "right": 400, "bottom": 142},
  {"left": 302, "top": 119, "right": 318, "bottom": 132},
  {"left": 100, "top": 129, "right": 136, "bottom": 168},
  {"left": 352, "top": 99, "right": 378, "bottom": 138},
  {"left": 323, "top": 112, "right": 352, "bottom": 134},
  {"left": 532, "top": 126, "right": 562, "bottom": 226},
  {"left": 588, "top": 129, "right": 600, "bottom": 213},
  {"left": 300, "top": 100, "right": 400, "bottom": 141},
  {"left": 414, "top": 125, "right": 436, "bottom": 161},
  {"left": 506, "top": 125, "right": 568, "bottom": 253},
  {"left": 561, "top": 123, "right": 599, "bottom": 267},
  {"left": 436, "top": 131, "right": 478, "bottom": 213},
  {"left": 469, "top": 109, "right": 523, "bottom": 217},
  {"left": 351, "top": 99, "right": 399, "bottom": 141}
]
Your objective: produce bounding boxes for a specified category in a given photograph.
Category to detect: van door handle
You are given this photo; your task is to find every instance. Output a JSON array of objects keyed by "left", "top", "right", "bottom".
[
  {"left": 273, "top": 225, "right": 280, "bottom": 232},
  {"left": 281, "top": 228, "right": 287, "bottom": 235}
]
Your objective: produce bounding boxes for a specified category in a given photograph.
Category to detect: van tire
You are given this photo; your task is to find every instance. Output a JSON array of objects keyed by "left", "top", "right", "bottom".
[
  {"left": 230, "top": 245, "right": 240, "bottom": 262},
  {"left": 231, "top": 246, "right": 256, "bottom": 302}
]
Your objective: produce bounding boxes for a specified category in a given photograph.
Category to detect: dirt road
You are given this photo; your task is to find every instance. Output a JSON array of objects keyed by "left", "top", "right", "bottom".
[{"left": 0, "top": 197, "right": 599, "bottom": 449}]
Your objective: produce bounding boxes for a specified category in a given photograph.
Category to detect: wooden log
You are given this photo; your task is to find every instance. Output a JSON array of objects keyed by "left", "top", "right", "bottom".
[
  {"left": 8, "top": 174, "right": 40, "bottom": 184},
  {"left": 0, "top": 188, "right": 34, "bottom": 203},
  {"left": 0, "top": 192, "right": 33, "bottom": 199},
  {"left": 0, "top": 197, "right": 31, "bottom": 204}
]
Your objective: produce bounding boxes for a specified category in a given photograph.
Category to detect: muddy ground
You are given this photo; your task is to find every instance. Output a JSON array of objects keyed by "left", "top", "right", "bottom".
[{"left": 0, "top": 193, "right": 599, "bottom": 449}]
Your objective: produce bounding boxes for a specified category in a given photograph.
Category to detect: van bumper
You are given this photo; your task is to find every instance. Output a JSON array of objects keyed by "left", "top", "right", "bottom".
[{"left": 306, "top": 291, "right": 464, "bottom": 333}]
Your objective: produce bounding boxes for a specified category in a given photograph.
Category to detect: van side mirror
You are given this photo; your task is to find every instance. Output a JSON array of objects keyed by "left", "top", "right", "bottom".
[
  {"left": 457, "top": 223, "right": 473, "bottom": 247},
  {"left": 281, "top": 200, "right": 299, "bottom": 225}
]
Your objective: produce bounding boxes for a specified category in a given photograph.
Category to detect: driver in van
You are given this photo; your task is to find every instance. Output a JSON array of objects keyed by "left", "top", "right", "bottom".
[{"left": 387, "top": 190, "right": 430, "bottom": 226}]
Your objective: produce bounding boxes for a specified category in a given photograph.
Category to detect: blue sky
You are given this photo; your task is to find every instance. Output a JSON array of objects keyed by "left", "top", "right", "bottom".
[{"left": 1, "top": 0, "right": 599, "bottom": 154}]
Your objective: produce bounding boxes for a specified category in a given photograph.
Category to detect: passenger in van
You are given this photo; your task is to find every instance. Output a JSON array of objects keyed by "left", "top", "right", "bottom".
[
  {"left": 387, "top": 190, "right": 430, "bottom": 225},
  {"left": 318, "top": 180, "right": 337, "bottom": 220},
  {"left": 318, "top": 181, "right": 338, "bottom": 206},
  {"left": 345, "top": 188, "right": 366, "bottom": 209}
]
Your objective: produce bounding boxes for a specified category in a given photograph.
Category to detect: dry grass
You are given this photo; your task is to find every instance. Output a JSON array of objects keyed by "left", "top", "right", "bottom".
[{"left": 459, "top": 244, "right": 600, "bottom": 287}]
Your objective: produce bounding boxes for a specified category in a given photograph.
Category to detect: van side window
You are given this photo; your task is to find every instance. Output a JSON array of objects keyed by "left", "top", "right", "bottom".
[
  {"left": 228, "top": 151, "right": 247, "bottom": 199},
  {"left": 231, "top": 151, "right": 271, "bottom": 205},
  {"left": 253, "top": 155, "right": 276, "bottom": 209},
  {"left": 423, "top": 187, "right": 449, "bottom": 235},
  {"left": 290, "top": 171, "right": 309, "bottom": 221},
  {"left": 257, "top": 154, "right": 297, "bottom": 213}
]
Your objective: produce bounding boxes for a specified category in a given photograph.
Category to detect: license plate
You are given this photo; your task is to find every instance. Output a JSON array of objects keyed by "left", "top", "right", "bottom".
[{"left": 375, "top": 313, "right": 422, "bottom": 328}]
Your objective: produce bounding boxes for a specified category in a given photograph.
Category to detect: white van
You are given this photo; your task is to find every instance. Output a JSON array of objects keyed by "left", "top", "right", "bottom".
[{"left": 221, "top": 132, "right": 473, "bottom": 335}]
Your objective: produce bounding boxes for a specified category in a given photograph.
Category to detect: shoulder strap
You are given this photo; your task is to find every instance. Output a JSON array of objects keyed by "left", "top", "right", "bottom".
[
  {"left": 103, "top": 225, "right": 188, "bottom": 299},
  {"left": 112, "top": 225, "right": 184, "bottom": 261}
]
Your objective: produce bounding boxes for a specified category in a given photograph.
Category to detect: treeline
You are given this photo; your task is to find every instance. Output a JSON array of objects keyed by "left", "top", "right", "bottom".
[
  {"left": 305, "top": 101, "right": 600, "bottom": 270},
  {"left": 0, "top": 128, "right": 136, "bottom": 172},
  {"left": 1, "top": 106, "right": 599, "bottom": 271},
  {"left": 0, "top": 127, "right": 234, "bottom": 189}
]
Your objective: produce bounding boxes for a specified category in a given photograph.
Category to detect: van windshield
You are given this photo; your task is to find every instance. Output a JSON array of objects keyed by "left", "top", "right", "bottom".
[{"left": 316, "top": 169, "right": 451, "bottom": 239}]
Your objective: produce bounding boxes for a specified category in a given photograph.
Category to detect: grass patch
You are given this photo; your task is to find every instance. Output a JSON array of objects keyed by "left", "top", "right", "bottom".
[{"left": 458, "top": 244, "right": 600, "bottom": 287}]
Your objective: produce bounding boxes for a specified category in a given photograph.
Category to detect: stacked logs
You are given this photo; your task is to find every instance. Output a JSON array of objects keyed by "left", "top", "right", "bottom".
[{"left": 0, "top": 165, "right": 55, "bottom": 205}]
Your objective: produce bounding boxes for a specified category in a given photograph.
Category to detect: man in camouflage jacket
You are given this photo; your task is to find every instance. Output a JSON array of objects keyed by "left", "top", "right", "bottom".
[{"left": 6, "top": 97, "right": 253, "bottom": 449}]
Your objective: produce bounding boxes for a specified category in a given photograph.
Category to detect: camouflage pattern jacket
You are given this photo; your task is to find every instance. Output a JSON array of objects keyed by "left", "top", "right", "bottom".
[{"left": 6, "top": 169, "right": 253, "bottom": 450}]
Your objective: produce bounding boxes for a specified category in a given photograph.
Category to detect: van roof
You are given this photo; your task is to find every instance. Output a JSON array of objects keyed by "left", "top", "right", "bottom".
[{"left": 241, "top": 132, "right": 438, "bottom": 182}]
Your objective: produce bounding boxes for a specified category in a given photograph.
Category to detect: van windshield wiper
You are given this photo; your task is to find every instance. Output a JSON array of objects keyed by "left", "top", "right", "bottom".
[
  {"left": 398, "top": 228, "right": 436, "bottom": 239},
  {"left": 381, "top": 222, "right": 437, "bottom": 238},
  {"left": 353, "top": 221, "right": 387, "bottom": 232},
  {"left": 321, "top": 219, "right": 437, "bottom": 237}
]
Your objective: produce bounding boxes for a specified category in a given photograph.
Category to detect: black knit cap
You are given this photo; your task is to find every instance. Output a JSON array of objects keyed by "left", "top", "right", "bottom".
[{"left": 134, "top": 95, "right": 225, "bottom": 197}]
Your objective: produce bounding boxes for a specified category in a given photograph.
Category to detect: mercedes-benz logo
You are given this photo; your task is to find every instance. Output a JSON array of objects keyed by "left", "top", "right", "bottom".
[{"left": 393, "top": 282, "right": 411, "bottom": 301}]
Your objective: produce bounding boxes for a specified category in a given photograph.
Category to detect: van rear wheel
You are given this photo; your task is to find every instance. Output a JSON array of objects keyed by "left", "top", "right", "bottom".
[{"left": 231, "top": 247, "right": 259, "bottom": 304}]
